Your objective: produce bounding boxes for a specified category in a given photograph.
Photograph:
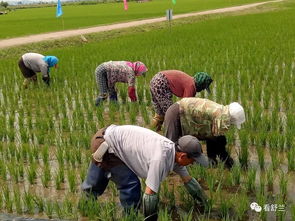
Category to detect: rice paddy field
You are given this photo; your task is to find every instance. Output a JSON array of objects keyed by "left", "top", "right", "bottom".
[
  {"left": 0, "top": 0, "right": 295, "bottom": 220},
  {"left": 0, "top": 0, "right": 271, "bottom": 39}
]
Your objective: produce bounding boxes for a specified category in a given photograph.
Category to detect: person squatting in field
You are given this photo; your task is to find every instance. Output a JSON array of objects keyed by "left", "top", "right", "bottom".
[
  {"left": 149, "top": 70, "right": 213, "bottom": 131},
  {"left": 94, "top": 61, "right": 148, "bottom": 106},
  {"left": 164, "top": 97, "right": 245, "bottom": 169},
  {"left": 18, "top": 52, "right": 59, "bottom": 88},
  {"left": 81, "top": 125, "right": 209, "bottom": 220}
]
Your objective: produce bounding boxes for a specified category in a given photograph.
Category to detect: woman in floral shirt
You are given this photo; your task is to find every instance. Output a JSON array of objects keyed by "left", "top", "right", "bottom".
[{"left": 95, "top": 61, "right": 148, "bottom": 106}]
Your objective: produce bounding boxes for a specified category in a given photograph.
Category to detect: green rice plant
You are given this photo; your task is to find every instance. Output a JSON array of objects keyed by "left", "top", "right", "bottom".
[
  {"left": 109, "top": 102, "right": 118, "bottom": 122},
  {"left": 2, "top": 185, "right": 13, "bottom": 213},
  {"left": 140, "top": 104, "right": 150, "bottom": 125},
  {"left": 275, "top": 196, "right": 287, "bottom": 221},
  {"left": 258, "top": 174, "right": 266, "bottom": 196},
  {"left": 41, "top": 145, "right": 49, "bottom": 165},
  {"left": 27, "top": 162, "right": 37, "bottom": 184},
  {"left": 45, "top": 200, "right": 54, "bottom": 219},
  {"left": 161, "top": 181, "right": 175, "bottom": 209},
  {"left": 287, "top": 147, "right": 295, "bottom": 171},
  {"left": 239, "top": 132, "right": 248, "bottom": 168},
  {"left": 119, "top": 87, "right": 128, "bottom": 104},
  {"left": 56, "top": 147, "right": 64, "bottom": 167},
  {"left": 41, "top": 164, "right": 51, "bottom": 188},
  {"left": 7, "top": 161, "right": 19, "bottom": 183},
  {"left": 137, "top": 86, "right": 144, "bottom": 104},
  {"left": 177, "top": 187, "right": 194, "bottom": 211},
  {"left": 180, "top": 208, "right": 193, "bottom": 221},
  {"left": 33, "top": 195, "right": 45, "bottom": 213},
  {"left": 246, "top": 168, "right": 256, "bottom": 193},
  {"left": 233, "top": 191, "right": 248, "bottom": 220},
  {"left": 256, "top": 146, "right": 265, "bottom": 170},
  {"left": 230, "top": 163, "right": 241, "bottom": 186},
  {"left": 63, "top": 197, "right": 74, "bottom": 218},
  {"left": 129, "top": 103, "right": 137, "bottom": 125},
  {"left": 23, "top": 191, "right": 35, "bottom": 214},
  {"left": 145, "top": 88, "right": 151, "bottom": 106},
  {"left": 158, "top": 207, "right": 172, "bottom": 221},
  {"left": 67, "top": 168, "right": 76, "bottom": 193},
  {"left": 256, "top": 192, "right": 267, "bottom": 221},
  {"left": 220, "top": 196, "right": 233, "bottom": 220},
  {"left": 206, "top": 174, "right": 215, "bottom": 197},
  {"left": 54, "top": 201, "right": 64, "bottom": 220},
  {"left": 266, "top": 167, "right": 274, "bottom": 191},
  {"left": 18, "top": 160, "right": 24, "bottom": 179},
  {"left": 270, "top": 148, "right": 280, "bottom": 170},
  {"left": 291, "top": 204, "right": 295, "bottom": 221},
  {"left": 0, "top": 160, "right": 7, "bottom": 180},
  {"left": 279, "top": 172, "right": 288, "bottom": 201}
]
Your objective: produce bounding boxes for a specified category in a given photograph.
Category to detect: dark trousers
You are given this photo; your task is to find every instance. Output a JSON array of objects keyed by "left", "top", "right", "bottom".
[
  {"left": 81, "top": 162, "right": 141, "bottom": 210},
  {"left": 18, "top": 58, "right": 36, "bottom": 78}
]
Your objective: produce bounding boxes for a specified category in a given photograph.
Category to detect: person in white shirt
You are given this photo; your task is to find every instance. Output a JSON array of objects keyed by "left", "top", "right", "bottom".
[
  {"left": 18, "top": 52, "right": 58, "bottom": 88},
  {"left": 82, "top": 125, "right": 209, "bottom": 220}
]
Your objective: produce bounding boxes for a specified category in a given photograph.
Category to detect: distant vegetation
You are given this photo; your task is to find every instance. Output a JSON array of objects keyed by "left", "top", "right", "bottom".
[{"left": 0, "top": 0, "right": 271, "bottom": 39}]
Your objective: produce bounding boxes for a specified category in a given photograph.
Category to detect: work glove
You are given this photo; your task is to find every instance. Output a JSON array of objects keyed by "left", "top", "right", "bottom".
[
  {"left": 151, "top": 114, "right": 164, "bottom": 131},
  {"left": 42, "top": 75, "right": 50, "bottom": 86},
  {"left": 128, "top": 86, "right": 137, "bottom": 102},
  {"left": 184, "top": 178, "right": 209, "bottom": 208},
  {"left": 143, "top": 193, "right": 158, "bottom": 221}
]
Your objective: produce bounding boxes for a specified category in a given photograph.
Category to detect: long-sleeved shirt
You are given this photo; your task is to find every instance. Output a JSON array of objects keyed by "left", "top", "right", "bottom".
[
  {"left": 161, "top": 70, "right": 196, "bottom": 97},
  {"left": 22, "top": 53, "right": 49, "bottom": 77},
  {"left": 104, "top": 125, "right": 189, "bottom": 193},
  {"left": 101, "top": 61, "right": 136, "bottom": 88}
]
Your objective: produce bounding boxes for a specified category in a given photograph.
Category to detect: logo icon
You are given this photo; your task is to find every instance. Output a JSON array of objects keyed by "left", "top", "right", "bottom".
[{"left": 250, "top": 202, "right": 262, "bottom": 212}]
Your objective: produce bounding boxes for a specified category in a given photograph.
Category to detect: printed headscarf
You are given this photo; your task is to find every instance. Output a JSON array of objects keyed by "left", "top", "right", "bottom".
[
  {"left": 193, "top": 72, "right": 213, "bottom": 93},
  {"left": 126, "top": 61, "right": 148, "bottom": 76},
  {"left": 43, "top": 56, "right": 59, "bottom": 68}
]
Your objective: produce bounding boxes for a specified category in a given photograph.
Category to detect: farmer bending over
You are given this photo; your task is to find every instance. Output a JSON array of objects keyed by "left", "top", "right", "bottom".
[
  {"left": 18, "top": 52, "right": 58, "bottom": 88},
  {"left": 94, "top": 61, "right": 148, "bottom": 106},
  {"left": 82, "top": 125, "right": 209, "bottom": 220},
  {"left": 150, "top": 70, "right": 213, "bottom": 131},
  {"left": 164, "top": 98, "right": 245, "bottom": 168}
]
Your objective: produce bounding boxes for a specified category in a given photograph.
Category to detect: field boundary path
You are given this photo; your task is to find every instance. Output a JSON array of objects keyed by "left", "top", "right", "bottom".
[{"left": 0, "top": 0, "right": 281, "bottom": 49}]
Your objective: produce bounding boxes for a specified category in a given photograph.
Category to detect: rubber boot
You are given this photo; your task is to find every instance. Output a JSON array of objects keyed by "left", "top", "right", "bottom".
[
  {"left": 151, "top": 114, "right": 164, "bottom": 131},
  {"left": 109, "top": 93, "right": 118, "bottom": 102}
]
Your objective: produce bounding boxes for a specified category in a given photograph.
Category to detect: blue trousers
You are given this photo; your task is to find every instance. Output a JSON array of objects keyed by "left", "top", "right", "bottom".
[{"left": 81, "top": 162, "right": 141, "bottom": 210}]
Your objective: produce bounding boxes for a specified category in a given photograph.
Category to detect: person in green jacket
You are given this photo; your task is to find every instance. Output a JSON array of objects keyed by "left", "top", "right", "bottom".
[{"left": 163, "top": 97, "right": 245, "bottom": 168}]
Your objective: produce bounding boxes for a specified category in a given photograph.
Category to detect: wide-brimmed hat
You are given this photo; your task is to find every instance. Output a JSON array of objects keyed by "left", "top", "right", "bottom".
[{"left": 176, "top": 135, "right": 209, "bottom": 167}]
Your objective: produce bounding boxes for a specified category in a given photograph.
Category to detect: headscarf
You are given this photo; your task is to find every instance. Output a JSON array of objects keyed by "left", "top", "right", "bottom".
[
  {"left": 43, "top": 56, "right": 59, "bottom": 68},
  {"left": 193, "top": 72, "right": 213, "bottom": 93},
  {"left": 126, "top": 61, "right": 148, "bottom": 76}
]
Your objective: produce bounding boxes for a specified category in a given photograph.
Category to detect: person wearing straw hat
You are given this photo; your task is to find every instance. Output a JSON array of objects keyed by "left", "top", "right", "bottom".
[
  {"left": 150, "top": 70, "right": 213, "bottom": 131},
  {"left": 163, "top": 97, "right": 246, "bottom": 168},
  {"left": 94, "top": 61, "right": 148, "bottom": 106},
  {"left": 18, "top": 52, "right": 59, "bottom": 88},
  {"left": 82, "top": 125, "right": 209, "bottom": 220}
]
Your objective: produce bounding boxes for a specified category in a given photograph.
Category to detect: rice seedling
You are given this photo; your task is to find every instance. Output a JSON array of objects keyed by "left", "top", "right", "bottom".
[
  {"left": 41, "top": 163, "right": 51, "bottom": 188},
  {"left": 67, "top": 168, "right": 76, "bottom": 193},
  {"left": 233, "top": 191, "right": 248, "bottom": 220},
  {"left": 27, "top": 162, "right": 37, "bottom": 185},
  {"left": 23, "top": 191, "right": 35, "bottom": 214},
  {"left": 41, "top": 145, "right": 49, "bottom": 165},
  {"left": 219, "top": 196, "right": 233, "bottom": 220},
  {"left": 230, "top": 163, "right": 241, "bottom": 186},
  {"left": 279, "top": 172, "right": 288, "bottom": 201},
  {"left": 239, "top": 131, "right": 248, "bottom": 168},
  {"left": 45, "top": 200, "right": 54, "bottom": 219},
  {"left": 180, "top": 208, "right": 193, "bottom": 221},
  {"left": 291, "top": 204, "right": 295, "bottom": 221},
  {"left": 270, "top": 148, "right": 280, "bottom": 170},
  {"left": 256, "top": 146, "right": 265, "bottom": 170},
  {"left": 158, "top": 207, "right": 172, "bottom": 221},
  {"left": 33, "top": 195, "right": 45, "bottom": 213},
  {"left": 246, "top": 168, "right": 256, "bottom": 193},
  {"left": 13, "top": 187, "right": 23, "bottom": 214},
  {"left": 287, "top": 147, "right": 295, "bottom": 171},
  {"left": 7, "top": 161, "right": 19, "bottom": 183},
  {"left": 54, "top": 201, "right": 64, "bottom": 220},
  {"left": 256, "top": 192, "right": 267, "bottom": 221},
  {"left": 0, "top": 160, "right": 7, "bottom": 180},
  {"left": 2, "top": 185, "right": 13, "bottom": 213},
  {"left": 266, "top": 167, "right": 274, "bottom": 191}
]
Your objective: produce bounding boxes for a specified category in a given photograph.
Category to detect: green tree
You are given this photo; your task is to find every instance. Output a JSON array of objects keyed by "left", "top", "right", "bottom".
[{"left": 0, "top": 1, "right": 8, "bottom": 8}]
